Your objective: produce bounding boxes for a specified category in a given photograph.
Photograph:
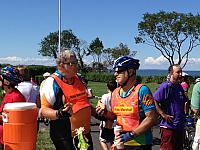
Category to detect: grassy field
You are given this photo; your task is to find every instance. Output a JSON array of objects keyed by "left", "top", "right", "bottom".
[
  {"left": 36, "top": 126, "right": 54, "bottom": 150},
  {"left": 1, "top": 81, "right": 194, "bottom": 149}
]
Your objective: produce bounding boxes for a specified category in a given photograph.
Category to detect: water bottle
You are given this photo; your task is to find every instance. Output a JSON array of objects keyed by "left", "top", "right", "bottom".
[{"left": 114, "top": 125, "right": 124, "bottom": 149}]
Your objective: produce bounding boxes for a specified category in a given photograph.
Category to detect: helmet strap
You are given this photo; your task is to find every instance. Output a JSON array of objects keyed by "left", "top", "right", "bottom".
[
  {"left": 121, "top": 69, "right": 130, "bottom": 87},
  {"left": 121, "top": 69, "right": 135, "bottom": 87}
]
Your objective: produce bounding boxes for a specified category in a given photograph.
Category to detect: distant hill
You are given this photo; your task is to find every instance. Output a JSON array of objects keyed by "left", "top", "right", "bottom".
[{"left": 138, "top": 69, "right": 200, "bottom": 77}]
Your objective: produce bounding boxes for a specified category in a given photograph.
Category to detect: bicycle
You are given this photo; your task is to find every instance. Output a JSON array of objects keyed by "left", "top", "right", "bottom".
[{"left": 184, "top": 115, "right": 195, "bottom": 150}]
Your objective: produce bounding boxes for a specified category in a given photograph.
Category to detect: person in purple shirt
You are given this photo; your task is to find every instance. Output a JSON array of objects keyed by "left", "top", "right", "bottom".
[{"left": 153, "top": 64, "right": 188, "bottom": 150}]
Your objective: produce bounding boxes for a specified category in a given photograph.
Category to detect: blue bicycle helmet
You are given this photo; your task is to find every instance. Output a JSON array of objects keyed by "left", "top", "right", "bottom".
[
  {"left": 0, "top": 66, "right": 22, "bottom": 85},
  {"left": 113, "top": 56, "right": 140, "bottom": 71}
]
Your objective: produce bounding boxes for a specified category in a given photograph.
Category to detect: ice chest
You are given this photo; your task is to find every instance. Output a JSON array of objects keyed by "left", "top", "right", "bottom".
[{"left": 2, "top": 102, "right": 38, "bottom": 150}]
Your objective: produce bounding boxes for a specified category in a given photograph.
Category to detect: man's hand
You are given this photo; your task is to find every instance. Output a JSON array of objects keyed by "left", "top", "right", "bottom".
[
  {"left": 117, "top": 132, "right": 135, "bottom": 143},
  {"left": 96, "top": 100, "right": 106, "bottom": 116},
  {"left": 56, "top": 102, "right": 72, "bottom": 119},
  {"left": 161, "top": 113, "right": 173, "bottom": 122}
]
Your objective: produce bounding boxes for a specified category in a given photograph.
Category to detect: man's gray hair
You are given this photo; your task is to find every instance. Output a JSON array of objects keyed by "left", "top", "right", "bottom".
[{"left": 56, "top": 48, "right": 77, "bottom": 65}]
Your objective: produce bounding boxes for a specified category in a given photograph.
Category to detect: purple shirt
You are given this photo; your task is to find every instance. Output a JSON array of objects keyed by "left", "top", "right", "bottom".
[{"left": 153, "top": 81, "right": 187, "bottom": 130}]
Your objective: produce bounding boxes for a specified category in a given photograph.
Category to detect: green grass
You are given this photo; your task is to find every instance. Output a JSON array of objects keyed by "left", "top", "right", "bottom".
[
  {"left": 34, "top": 81, "right": 195, "bottom": 149},
  {"left": 88, "top": 81, "right": 107, "bottom": 106},
  {"left": 36, "top": 126, "right": 54, "bottom": 150},
  {"left": 88, "top": 81, "right": 107, "bottom": 97}
]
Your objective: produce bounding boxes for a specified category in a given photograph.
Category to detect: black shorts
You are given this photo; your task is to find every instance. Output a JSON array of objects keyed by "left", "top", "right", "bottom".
[{"left": 99, "top": 127, "right": 115, "bottom": 143}]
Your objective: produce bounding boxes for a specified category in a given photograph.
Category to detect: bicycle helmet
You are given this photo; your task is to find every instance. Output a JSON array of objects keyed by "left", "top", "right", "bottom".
[
  {"left": 0, "top": 66, "right": 22, "bottom": 85},
  {"left": 113, "top": 56, "right": 140, "bottom": 71}
]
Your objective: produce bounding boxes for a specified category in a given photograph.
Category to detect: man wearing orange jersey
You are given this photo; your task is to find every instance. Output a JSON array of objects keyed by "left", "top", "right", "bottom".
[
  {"left": 96, "top": 56, "right": 157, "bottom": 150},
  {"left": 40, "top": 49, "right": 92, "bottom": 150}
]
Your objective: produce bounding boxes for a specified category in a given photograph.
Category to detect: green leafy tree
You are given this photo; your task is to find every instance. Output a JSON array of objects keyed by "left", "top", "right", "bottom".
[
  {"left": 103, "top": 43, "right": 137, "bottom": 66},
  {"left": 135, "top": 11, "right": 200, "bottom": 68},
  {"left": 87, "top": 37, "right": 104, "bottom": 63},
  {"left": 111, "top": 43, "right": 136, "bottom": 59},
  {"left": 38, "top": 29, "right": 87, "bottom": 71},
  {"left": 39, "top": 29, "right": 79, "bottom": 59}
]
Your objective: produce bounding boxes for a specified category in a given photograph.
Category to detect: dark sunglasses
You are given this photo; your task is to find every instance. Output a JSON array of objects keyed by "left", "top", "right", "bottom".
[
  {"left": 64, "top": 61, "right": 78, "bottom": 66},
  {"left": 115, "top": 68, "right": 126, "bottom": 74}
]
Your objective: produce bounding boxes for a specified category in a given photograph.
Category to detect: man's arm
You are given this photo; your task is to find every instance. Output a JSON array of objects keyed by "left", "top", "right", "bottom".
[
  {"left": 41, "top": 102, "right": 72, "bottom": 120},
  {"left": 95, "top": 102, "right": 116, "bottom": 121},
  {"left": 154, "top": 100, "right": 173, "bottom": 122},
  {"left": 41, "top": 107, "right": 58, "bottom": 120},
  {"left": 133, "top": 109, "right": 157, "bottom": 135}
]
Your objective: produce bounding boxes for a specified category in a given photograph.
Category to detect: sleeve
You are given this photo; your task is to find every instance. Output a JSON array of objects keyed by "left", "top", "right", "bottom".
[
  {"left": 33, "top": 85, "right": 40, "bottom": 96},
  {"left": 191, "top": 83, "right": 200, "bottom": 109},
  {"left": 139, "top": 85, "right": 156, "bottom": 113},
  {"left": 30, "top": 85, "right": 40, "bottom": 103},
  {"left": 100, "top": 94, "right": 107, "bottom": 104},
  {"left": 40, "top": 77, "right": 56, "bottom": 109},
  {"left": 153, "top": 82, "right": 168, "bottom": 103},
  {"left": 101, "top": 93, "right": 111, "bottom": 111}
]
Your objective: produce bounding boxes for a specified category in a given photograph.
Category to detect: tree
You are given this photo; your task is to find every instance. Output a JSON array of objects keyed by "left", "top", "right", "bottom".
[
  {"left": 73, "top": 40, "right": 88, "bottom": 72},
  {"left": 102, "top": 43, "right": 137, "bottom": 66},
  {"left": 102, "top": 48, "right": 113, "bottom": 66},
  {"left": 38, "top": 29, "right": 87, "bottom": 71},
  {"left": 87, "top": 37, "right": 104, "bottom": 63},
  {"left": 135, "top": 11, "right": 200, "bottom": 68},
  {"left": 38, "top": 29, "right": 79, "bottom": 59},
  {"left": 111, "top": 43, "right": 137, "bottom": 59}
]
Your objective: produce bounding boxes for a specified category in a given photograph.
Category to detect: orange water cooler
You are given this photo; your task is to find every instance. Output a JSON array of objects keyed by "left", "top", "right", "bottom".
[{"left": 2, "top": 102, "right": 38, "bottom": 150}]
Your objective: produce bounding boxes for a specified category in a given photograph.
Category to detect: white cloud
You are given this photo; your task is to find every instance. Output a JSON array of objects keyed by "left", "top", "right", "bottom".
[
  {"left": 143, "top": 55, "right": 200, "bottom": 70},
  {"left": 144, "top": 55, "right": 167, "bottom": 65},
  {"left": 1, "top": 55, "right": 200, "bottom": 71},
  {"left": 0, "top": 56, "right": 56, "bottom": 66}
]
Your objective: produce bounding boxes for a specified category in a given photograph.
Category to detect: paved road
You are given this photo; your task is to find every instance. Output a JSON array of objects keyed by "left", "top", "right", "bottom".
[{"left": 90, "top": 118, "right": 160, "bottom": 150}]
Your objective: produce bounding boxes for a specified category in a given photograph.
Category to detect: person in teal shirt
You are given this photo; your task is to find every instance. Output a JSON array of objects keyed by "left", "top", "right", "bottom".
[{"left": 191, "top": 80, "right": 200, "bottom": 150}]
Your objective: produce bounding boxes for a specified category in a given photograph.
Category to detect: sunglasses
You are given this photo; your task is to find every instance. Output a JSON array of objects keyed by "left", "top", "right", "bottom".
[
  {"left": 115, "top": 68, "right": 126, "bottom": 74},
  {"left": 64, "top": 61, "right": 78, "bottom": 66}
]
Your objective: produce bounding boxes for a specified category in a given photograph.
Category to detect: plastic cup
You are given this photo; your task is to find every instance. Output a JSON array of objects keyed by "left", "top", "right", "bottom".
[{"left": 114, "top": 125, "right": 124, "bottom": 149}]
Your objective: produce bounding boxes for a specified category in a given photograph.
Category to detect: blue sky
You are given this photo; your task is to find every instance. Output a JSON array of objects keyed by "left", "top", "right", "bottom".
[{"left": 0, "top": 0, "right": 200, "bottom": 70}]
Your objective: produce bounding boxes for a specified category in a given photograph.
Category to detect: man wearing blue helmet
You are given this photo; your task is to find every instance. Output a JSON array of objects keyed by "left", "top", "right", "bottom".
[{"left": 96, "top": 56, "right": 157, "bottom": 150}]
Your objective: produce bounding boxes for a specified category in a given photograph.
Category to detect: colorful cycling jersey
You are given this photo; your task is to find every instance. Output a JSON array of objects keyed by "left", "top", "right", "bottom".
[{"left": 112, "top": 84, "right": 155, "bottom": 146}]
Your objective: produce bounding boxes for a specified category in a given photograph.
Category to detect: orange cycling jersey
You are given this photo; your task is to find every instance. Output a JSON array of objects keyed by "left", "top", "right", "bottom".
[
  {"left": 51, "top": 74, "right": 91, "bottom": 136},
  {"left": 112, "top": 84, "right": 147, "bottom": 146},
  {"left": 51, "top": 74, "right": 91, "bottom": 113}
]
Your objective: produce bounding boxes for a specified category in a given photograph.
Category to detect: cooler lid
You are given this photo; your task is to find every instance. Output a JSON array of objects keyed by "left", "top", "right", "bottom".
[{"left": 4, "top": 102, "right": 36, "bottom": 110}]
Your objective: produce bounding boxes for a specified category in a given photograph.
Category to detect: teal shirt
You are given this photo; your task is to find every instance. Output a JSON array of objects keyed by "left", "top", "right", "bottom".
[{"left": 191, "top": 82, "right": 200, "bottom": 109}]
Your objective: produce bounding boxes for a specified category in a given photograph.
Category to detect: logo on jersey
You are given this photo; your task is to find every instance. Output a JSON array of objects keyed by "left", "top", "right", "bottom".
[
  {"left": 114, "top": 106, "right": 133, "bottom": 113},
  {"left": 142, "top": 94, "right": 154, "bottom": 106}
]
